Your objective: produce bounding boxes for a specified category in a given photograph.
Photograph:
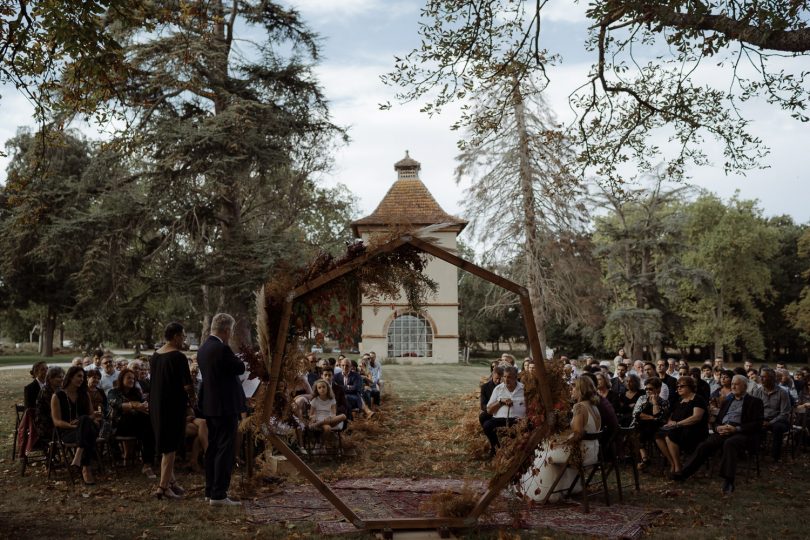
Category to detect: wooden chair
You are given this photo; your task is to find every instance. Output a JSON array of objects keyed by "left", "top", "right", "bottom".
[{"left": 541, "top": 430, "right": 610, "bottom": 513}]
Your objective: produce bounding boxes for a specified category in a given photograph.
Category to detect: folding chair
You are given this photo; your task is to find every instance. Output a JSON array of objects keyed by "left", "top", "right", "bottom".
[
  {"left": 598, "top": 428, "right": 627, "bottom": 502},
  {"left": 616, "top": 426, "right": 641, "bottom": 491},
  {"left": 303, "top": 423, "right": 345, "bottom": 458},
  {"left": 47, "top": 429, "right": 78, "bottom": 485},
  {"left": 541, "top": 430, "right": 610, "bottom": 513},
  {"left": 12, "top": 404, "right": 25, "bottom": 461}
]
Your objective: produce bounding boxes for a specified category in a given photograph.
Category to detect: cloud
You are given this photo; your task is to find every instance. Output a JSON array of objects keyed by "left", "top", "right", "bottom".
[
  {"left": 285, "top": 0, "right": 414, "bottom": 23},
  {"left": 541, "top": 0, "right": 590, "bottom": 24}
]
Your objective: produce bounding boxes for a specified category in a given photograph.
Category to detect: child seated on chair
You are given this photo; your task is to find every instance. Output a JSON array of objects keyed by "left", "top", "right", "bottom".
[{"left": 309, "top": 379, "right": 347, "bottom": 432}]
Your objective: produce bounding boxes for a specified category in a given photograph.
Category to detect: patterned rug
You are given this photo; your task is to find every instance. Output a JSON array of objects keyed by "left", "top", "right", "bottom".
[{"left": 244, "top": 477, "right": 661, "bottom": 538}]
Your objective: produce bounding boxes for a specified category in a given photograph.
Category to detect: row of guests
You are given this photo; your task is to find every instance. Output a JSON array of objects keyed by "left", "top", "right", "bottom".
[
  {"left": 478, "top": 357, "right": 806, "bottom": 496},
  {"left": 21, "top": 323, "right": 196, "bottom": 496},
  {"left": 298, "top": 352, "right": 382, "bottom": 420}
]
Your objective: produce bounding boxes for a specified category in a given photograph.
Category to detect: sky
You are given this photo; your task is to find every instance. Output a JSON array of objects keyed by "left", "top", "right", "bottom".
[{"left": 1, "top": 0, "right": 808, "bottom": 233}]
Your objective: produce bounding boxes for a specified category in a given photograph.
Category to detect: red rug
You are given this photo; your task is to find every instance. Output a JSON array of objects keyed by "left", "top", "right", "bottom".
[{"left": 244, "top": 477, "right": 660, "bottom": 538}]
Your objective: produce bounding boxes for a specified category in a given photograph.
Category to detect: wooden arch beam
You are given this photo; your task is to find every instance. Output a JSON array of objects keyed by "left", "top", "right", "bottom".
[{"left": 260, "top": 233, "right": 555, "bottom": 534}]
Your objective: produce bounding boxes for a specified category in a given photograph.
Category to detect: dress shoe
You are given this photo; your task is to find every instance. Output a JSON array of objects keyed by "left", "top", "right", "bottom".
[
  {"left": 722, "top": 479, "right": 735, "bottom": 495},
  {"left": 209, "top": 497, "right": 242, "bottom": 507}
]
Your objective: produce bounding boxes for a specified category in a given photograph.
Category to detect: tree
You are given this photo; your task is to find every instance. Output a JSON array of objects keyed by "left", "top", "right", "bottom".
[
  {"left": 0, "top": 1, "right": 157, "bottom": 121},
  {"left": 593, "top": 175, "right": 691, "bottom": 360},
  {"left": 383, "top": 1, "right": 809, "bottom": 181},
  {"left": 0, "top": 128, "right": 91, "bottom": 356},
  {"left": 676, "top": 193, "right": 778, "bottom": 359},
  {"left": 455, "top": 76, "right": 603, "bottom": 358},
  {"left": 92, "top": 1, "right": 348, "bottom": 348},
  {"left": 761, "top": 216, "right": 808, "bottom": 362},
  {"left": 784, "top": 227, "right": 810, "bottom": 345}
]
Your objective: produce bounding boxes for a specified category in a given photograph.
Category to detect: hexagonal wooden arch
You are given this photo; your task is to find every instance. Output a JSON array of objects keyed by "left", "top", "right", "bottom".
[{"left": 261, "top": 233, "right": 554, "bottom": 534}]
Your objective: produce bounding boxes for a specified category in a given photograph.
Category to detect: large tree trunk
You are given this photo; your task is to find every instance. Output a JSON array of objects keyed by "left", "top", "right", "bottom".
[
  {"left": 42, "top": 307, "right": 56, "bottom": 357},
  {"left": 512, "top": 81, "right": 549, "bottom": 360},
  {"left": 211, "top": 0, "right": 251, "bottom": 350}
]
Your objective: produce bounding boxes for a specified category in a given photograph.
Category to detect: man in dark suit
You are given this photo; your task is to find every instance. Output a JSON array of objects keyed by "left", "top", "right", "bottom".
[
  {"left": 674, "top": 375, "right": 764, "bottom": 495},
  {"left": 479, "top": 365, "right": 504, "bottom": 427},
  {"left": 657, "top": 359, "right": 678, "bottom": 405},
  {"left": 197, "top": 313, "right": 245, "bottom": 507}
]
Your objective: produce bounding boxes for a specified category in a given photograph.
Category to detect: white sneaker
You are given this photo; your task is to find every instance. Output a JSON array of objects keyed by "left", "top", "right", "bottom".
[{"left": 209, "top": 497, "right": 242, "bottom": 507}]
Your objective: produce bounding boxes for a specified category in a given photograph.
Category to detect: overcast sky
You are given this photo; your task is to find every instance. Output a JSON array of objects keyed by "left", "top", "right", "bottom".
[{"left": 1, "top": 0, "right": 808, "bottom": 233}]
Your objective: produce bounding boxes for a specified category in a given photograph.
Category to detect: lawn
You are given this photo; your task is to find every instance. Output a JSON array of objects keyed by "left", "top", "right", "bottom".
[
  {"left": 1, "top": 363, "right": 808, "bottom": 539},
  {"left": 0, "top": 354, "right": 77, "bottom": 368}
]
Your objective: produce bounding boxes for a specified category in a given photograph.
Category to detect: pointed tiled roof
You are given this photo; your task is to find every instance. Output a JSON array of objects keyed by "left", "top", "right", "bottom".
[{"left": 351, "top": 152, "right": 467, "bottom": 236}]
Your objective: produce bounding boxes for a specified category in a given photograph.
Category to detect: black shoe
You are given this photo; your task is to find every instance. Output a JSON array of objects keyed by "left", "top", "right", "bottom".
[
  {"left": 722, "top": 479, "right": 735, "bottom": 495},
  {"left": 671, "top": 471, "right": 685, "bottom": 482}
]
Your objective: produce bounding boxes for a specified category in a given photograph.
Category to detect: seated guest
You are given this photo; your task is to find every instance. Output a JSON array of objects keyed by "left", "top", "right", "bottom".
[
  {"left": 674, "top": 375, "right": 764, "bottom": 495},
  {"left": 291, "top": 372, "right": 313, "bottom": 421},
  {"left": 746, "top": 368, "right": 761, "bottom": 390},
  {"left": 631, "top": 377, "right": 669, "bottom": 469},
  {"left": 643, "top": 363, "right": 669, "bottom": 401},
  {"left": 776, "top": 368, "right": 798, "bottom": 406},
  {"left": 701, "top": 365, "right": 716, "bottom": 393},
  {"left": 483, "top": 366, "right": 526, "bottom": 457},
  {"left": 321, "top": 368, "right": 349, "bottom": 424},
  {"left": 795, "top": 367, "right": 807, "bottom": 395},
  {"left": 99, "top": 354, "right": 119, "bottom": 393},
  {"left": 367, "top": 352, "right": 383, "bottom": 395},
  {"left": 611, "top": 362, "right": 628, "bottom": 395},
  {"left": 595, "top": 372, "right": 620, "bottom": 412},
  {"left": 655, "top": 376, "right": 708, "bottom": 475},
  {"left": 516, "top": 376, "right": 601, "bottom": 502},
  {"left": 689, "top": 367, "right": 711, "bottom": 401},
  {"left": 24, "top": 361, "right": 48, "bottom": 409},
  {"left": 308, "top": 379, "right": 347, "bottom": 433},
  {"left": 630, "top": 360, "right": 645, "bottom": 381},
  {"left": 584, "top": 372, "right": 619, "bottom": 451},
  {"left": 752, "top": 368, "right": 791, "bottom": 462},
  {"left": 52, "top": 366, "right": 101, "bottom": 484},
  {"left": 86, "top": 369, "right": 108, "bottom": 418},
  {"left": 340, "top": 359, "right": 374, "bottom": 419},
  {"left": 128, "top": 360, "right": 151, "bottom": 398},
  {"left": 709, "top": 370, "right": 734, "bottom": 422},
  {"left": 656, "top": 359, "right": 678, "bottom": 403},
  {"left": 480, "top": 365, "right": 504, "bottom": 427},
  {"left": 617, "top": 374, "right": 642, "bottom": 427},
  {"left": 107, "top": 368, "right": 156, "bottom": 478},
  {"left": 667, "top": 358, "right": 680, "bottom": 379},
  {"left": 305, "top": 353, "right": 320, "bottom": 387},
  {"left": 35, "top": 367, "right": 65, "bottom": 442}
]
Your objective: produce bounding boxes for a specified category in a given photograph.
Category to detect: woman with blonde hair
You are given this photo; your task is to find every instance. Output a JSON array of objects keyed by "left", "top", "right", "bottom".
[{"left": 517, "top": 376, "right": 602, "bottom": 502}]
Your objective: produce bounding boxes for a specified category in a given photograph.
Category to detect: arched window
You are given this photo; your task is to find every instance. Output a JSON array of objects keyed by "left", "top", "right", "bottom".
[{"left": 387, "top": 312, "right": 433, "bottom": 358}]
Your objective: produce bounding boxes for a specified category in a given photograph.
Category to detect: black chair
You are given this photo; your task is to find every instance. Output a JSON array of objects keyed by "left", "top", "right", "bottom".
[
  {"left": 47, "top": 429, "right": 78, "bottom": 485},
  {"left": 541, "top": 430, "right": 610, "bottom": 513},
  {"left": 12, "top": 404, "right": 25, "bottom": 461}
]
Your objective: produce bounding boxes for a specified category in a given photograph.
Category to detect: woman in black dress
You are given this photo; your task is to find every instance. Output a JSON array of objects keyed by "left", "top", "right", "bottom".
[
  {"left": 108, "top": 368, "right": 156, "bottom": 478},
  {"left": 617, "top": 374, "right": 642, "bottom": 427},
  {"left": 655, "top": 375, "right": 708, "bottom": 475},
  {"left": 149, "top": 322, "right": 195, "bottom": 499},
  {"left": 24, "top": 361, "right": 48, "bottom": 409},
  {"left": 51, "top": 366, "right": 101, "bottom": 484}
]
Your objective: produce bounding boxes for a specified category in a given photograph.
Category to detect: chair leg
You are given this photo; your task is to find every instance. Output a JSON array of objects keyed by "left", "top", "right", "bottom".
[
  {"left": 612, "top": 457, "right": 624, "bottom": 502},
  {"left": 541, "top": 466, "right": 568, "bottom": 504},
  {"left": 599, "top": 463, "right": 611, "bottom": 507},
  {"left": 578, "top": 466, "right": 589, "bottom": 513}
]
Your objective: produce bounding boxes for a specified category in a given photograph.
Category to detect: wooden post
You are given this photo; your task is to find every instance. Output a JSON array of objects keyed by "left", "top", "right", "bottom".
[{"left": 261, "top": 295, "right": 293, "bottom": 425}]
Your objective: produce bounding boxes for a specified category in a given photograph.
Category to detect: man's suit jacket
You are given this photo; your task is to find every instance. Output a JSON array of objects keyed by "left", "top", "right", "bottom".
[
  {"left": 197, "top": 335, "right": 246, "bottom": 417},
  {"left": 24, "top": 380, "right": 42, "bottom": 409},
  {"left": 480, "top": 379, "right": 497, "bottom": 413},
  {"left": 714, "top": 393, "right": 765, "bottom": 436}
]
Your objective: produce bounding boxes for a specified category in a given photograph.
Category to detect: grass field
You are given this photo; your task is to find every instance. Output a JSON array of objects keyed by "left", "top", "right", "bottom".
[{"left": 1, "top": 364, "right": 808, "bottom": 539}]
